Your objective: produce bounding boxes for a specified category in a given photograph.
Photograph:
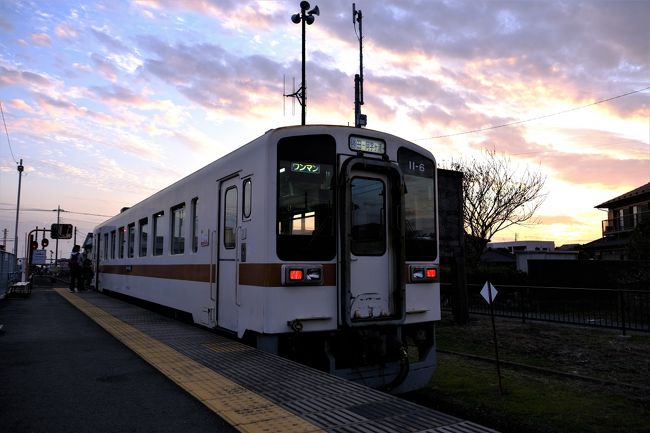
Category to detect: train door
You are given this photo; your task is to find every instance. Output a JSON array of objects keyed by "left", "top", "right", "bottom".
[
  {"left": 217, "top": 176, "right": 239, "bottom": 331},
  {"left": 341, "top": 159, "right": 405, "bottom": 325},
  {"left": 349, "top": 172, "right": 392, "bottom": 318},
  {"left": 94, "top": 232, "right": 101, "bottom": 291}
]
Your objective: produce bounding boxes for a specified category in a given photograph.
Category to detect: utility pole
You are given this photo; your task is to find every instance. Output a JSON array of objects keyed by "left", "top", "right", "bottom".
[
  {"left": 55, "top": 205, "right": 61, "bottom": 265},
  {"left": 353, "top": 3, "right": 367, "bottom": 128},
  {"left": 286, "top": 1, "right": 319, "bottom": 125},
  {"left": 13, "top": 159, "right": 24, "bottom": 256}
]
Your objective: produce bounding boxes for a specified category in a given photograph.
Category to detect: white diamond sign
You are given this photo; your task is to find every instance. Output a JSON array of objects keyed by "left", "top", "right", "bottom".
[{"left": 480, "top": 281, "right": 498, "bottom": 304}]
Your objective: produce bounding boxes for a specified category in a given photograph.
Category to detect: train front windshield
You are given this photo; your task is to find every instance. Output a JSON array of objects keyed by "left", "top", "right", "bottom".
[
  {"left": 276, "top": 135, "right": 437, "bottom": 263},
  {"left": 398, "top": 147, "right": 438, "bottom": 261},
  {"left": 277, "top": 135, "right": 336, "bottom": 261}
]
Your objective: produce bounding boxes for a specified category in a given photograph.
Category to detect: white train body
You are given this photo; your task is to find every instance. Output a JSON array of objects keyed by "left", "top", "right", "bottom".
[{"left": 93, "top": 125, "right": 440, "bottom": 393}]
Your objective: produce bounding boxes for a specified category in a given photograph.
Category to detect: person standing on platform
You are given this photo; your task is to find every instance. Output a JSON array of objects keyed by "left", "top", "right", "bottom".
[
  {"left": 69, "top": 245, "right": 83, "bottom": 293},
  {"left": 81, "top": 246, "right": 94, "bottom": 290}
]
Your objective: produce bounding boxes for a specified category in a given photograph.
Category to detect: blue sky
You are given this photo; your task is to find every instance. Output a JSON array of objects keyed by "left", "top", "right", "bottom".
[{"left": 1, "top": 0, "right": 649, "bottom": 257}]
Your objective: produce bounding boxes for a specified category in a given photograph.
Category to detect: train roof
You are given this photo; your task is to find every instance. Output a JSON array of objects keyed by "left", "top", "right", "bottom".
[{"left": 96, "top": 124, "right": 433, "bottom": 228}]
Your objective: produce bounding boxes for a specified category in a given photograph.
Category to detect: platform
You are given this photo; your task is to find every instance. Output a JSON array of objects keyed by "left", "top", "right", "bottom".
[{"left": 2, "top": 287, "right": 500, "bottom": 432}]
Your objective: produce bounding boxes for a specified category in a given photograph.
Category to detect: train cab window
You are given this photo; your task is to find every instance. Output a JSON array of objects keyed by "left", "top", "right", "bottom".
[
  {"left": 139, "top": 218, "right": 148, "bottom": 257},
  {"left": 277, "top": 135, "right": 336, "bottom": 261},
  {"left": 171, "top": 203, "right": 185, "bottom": 255},
  {"left": 110, "top": 230, "right": 116, "bottom": 259},
  {"left": 398, "top": 147, "right": 438, "bottom": 261},
  {"left": 223, "top": 187, "right": 237, "bottom": 249},
  {"left": 243, "top": 178, "right": 252, "bottom": 220},
  {"left": 191, "top": 198, "right": 199, "bottom": 253},
  {"left": 153, "top": 211, "right": 164, "bottom": 256},
  {"left": 118, "top": 226, "right": 125, "bottom": 259},
  {"left": 127, "top": 223, "right": 135, "bottom": 258}
]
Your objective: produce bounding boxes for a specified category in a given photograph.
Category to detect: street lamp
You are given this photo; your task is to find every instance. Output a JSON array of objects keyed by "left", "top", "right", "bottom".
[{"left": 288, "top": 1, "right": 319, "bottom": 125}]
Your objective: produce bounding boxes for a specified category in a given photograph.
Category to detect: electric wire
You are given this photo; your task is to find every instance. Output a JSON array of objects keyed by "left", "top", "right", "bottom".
[
  {"left": 415, "top": 86, "right": 650, "bottom": 141},
  {"left": 0, "top": 207, "right": 113, "bottom": 218},
  {"left": 0, "top": 101, "right": 18, "bottom": 164}
]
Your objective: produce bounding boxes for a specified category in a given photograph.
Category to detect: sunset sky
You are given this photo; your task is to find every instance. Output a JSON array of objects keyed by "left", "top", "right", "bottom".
[{"left": 1, "top": 0, "right": 649, "bottom": 258}]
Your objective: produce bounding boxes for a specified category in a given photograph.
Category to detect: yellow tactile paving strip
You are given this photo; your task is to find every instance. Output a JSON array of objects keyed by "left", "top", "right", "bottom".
[{"left": 55, "top": 288, "right": 325, "bottom": 433}]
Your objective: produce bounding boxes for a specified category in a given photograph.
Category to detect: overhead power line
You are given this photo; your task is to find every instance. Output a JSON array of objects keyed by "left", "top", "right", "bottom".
[
  {"left": 416, "top": 86, "right": 650, "bottom": 141},
  {"left": 0, "top": 101, "right": 18, "bottom": 164},
  {"left": 0, "top": 208, "right": 113, "bottom": 218}
]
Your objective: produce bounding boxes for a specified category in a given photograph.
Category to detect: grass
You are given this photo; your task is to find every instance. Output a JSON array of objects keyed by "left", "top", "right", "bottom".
[{"left": 403, "top": 315, "right": 650, "bottom": 433}]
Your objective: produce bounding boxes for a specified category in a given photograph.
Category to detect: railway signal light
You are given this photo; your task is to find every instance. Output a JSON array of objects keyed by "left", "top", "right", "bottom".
[{"left": 51, "top": 223, "right": 73, "bottom": 239}]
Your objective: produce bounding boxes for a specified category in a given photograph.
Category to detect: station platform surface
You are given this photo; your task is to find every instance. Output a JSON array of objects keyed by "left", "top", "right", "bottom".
[{"left": 1, "top": 286, "right": 499, "bottom": 433}]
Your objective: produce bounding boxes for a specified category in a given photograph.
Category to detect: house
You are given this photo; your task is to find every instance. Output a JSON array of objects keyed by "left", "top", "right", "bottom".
[
  {"left": 486, "top": 240, "right": 555, "bottom": 252},
  {"left": 583, "top": 182, "right": 650, "bottom": 260},
  {"left": 484, "top": 240, "right": 578, "bottom": 273}
]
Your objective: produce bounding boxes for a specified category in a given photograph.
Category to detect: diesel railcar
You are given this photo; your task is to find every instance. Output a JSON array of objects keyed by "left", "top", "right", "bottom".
[{"left": 93, "top": 124, "right": 440, "bottom": 393}]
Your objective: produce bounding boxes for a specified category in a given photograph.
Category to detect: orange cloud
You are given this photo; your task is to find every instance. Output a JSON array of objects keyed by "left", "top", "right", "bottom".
[
  {"left": 9, "top": 99, "right": 33, "bottom": 113},
  {"left": 542, "top": 153, "right": 649, "bottom": 189},
  {"left": 31, "top": 33, "right": 51, "bottom": 47},
  {"left": 54, "top": 24, "right": 77, "bottom": 39}
]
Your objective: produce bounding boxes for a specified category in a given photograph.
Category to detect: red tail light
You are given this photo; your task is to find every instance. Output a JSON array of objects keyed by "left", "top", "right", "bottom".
[
  {"left": 289, "top": 269, "right": 304, "bottom": 281},
  {"left": 409, "top": 265, "right": 439, "bottom": 283}
]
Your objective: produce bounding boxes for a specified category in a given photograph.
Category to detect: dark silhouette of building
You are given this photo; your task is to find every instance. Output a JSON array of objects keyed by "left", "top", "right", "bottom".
[{"left": 584, "top": 182, "right": 650, "bottom": 260}]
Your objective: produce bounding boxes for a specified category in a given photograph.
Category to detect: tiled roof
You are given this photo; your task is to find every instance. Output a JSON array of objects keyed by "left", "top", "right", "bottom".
[{"left": 595, "top": 182, "right": 650, "bottom": 208}]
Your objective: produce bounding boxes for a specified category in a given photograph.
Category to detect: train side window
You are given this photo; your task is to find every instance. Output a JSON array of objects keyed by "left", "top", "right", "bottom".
[
  {"left": 153, "top": 211, "right": 164, "bottom": 256},
  {"left": 243, "top": 178, "right": 252, "bottom": 220},
  {"left": 103, "top": 233, "right": 108, "bottom": 260},
  {"left": 171, "top": 203, "right": 185, "bottom": 255},
  {"left": 191, "top": 197, "right": 199, "bottom": 253},
  {"left": 127, "top": 223, "right": 135, "bottom": 258},
  {"left": 139, "top": 218, "right": 148, "bottom": 257},
  {"left": 110, "top": 230, "right": 116, "bottom": 259},
  {"left": 224, "top": 187, "right": 237, "bottom": 249},
  {"left": 118, "top": 226, "right": 125, "bottom": 259}
]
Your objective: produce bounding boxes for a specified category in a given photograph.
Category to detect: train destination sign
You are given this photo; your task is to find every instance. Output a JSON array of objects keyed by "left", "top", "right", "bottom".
[
  {"left": 349, "top": 136, "right": 386, "bottom": 155},
  {"left": 291, "top": 162, "right": 321, "bottom": 174}
]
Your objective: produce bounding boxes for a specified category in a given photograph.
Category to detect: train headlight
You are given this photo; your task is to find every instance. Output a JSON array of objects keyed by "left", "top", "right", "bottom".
[
  {"left": 409, "top": 265, "right": 438, "bottom": 283},
  {"left": 306, "top": 268, "right": 322, "bottom": 281},
  {"left": 282, "top": 264, "right": 323, "bottom": 286}
]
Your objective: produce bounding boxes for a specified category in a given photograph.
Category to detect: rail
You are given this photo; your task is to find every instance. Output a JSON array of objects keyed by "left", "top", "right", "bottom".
[
  {"left": 441, "top": 283, "right": 650, "bottom": 334},
  {"left": 602, "top": 210, "right": 648, "bottom": 236}
]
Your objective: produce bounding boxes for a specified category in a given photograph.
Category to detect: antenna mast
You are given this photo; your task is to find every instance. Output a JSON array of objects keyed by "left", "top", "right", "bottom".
[
  {"left": 285, "top": 1, "right": 320, "bottom": 125},
  {"left": 353, "top": 3, "right": 367, "bottom": 128}
]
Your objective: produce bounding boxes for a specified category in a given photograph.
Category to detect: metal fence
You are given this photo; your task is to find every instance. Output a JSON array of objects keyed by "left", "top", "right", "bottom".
[
  {"left": 1, "top": 251, "right": 19, "bottom": 298},
  {"left": 441, "top": 283, "right": 650, "bottom": 334}
]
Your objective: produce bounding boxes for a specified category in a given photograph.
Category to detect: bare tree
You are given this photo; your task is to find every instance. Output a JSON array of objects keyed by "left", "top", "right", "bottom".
[{"left": 447, "top": 149, "right": 547, "bottom": 265}]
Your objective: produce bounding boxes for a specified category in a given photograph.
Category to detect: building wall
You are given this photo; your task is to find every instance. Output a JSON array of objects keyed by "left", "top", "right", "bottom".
[
  {"left": 437, "top": 168, "right": 468, "bottom": 323},
  {"left": 488, "top": 240, "right": 555, "bottom": 252},
  {"left": 515, "top": 251, "right": 577, "bottom": 273}
]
